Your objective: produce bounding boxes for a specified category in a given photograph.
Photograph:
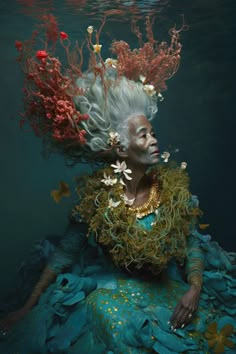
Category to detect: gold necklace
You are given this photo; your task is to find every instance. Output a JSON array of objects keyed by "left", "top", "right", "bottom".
[{"left": 128, "top": 182, "right": 161, "bottom": 219}]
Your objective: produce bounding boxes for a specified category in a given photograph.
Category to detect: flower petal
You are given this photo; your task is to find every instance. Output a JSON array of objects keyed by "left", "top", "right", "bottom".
[
  {"left": 220, "top": 324, "right": 234, "bottom": 337},
  {"left": 120, "top": 161, "right": 127, "bottom": 170},
  {"left": 205, "top": 332, "right": 216, "bottom": 340},
  {"left": 119, "top": 178, "right": 126, "bottom": 186},
  {"left": 111, "top": 162, "right": 119, "bottom": 169},
  {"left": 223, "top": 338, "right": 235, "bottom": 349},
  {"left": 124, "top": 172, "right": 132, "bottom": 180},
  {"left": 213, "top": 342, "right": 225, "bottom": 353},
  {"left": 207, "top": 338, "right": 217, "bottom": 348},
  {"left": 206, "top": 322, "right": 218, "bottom": 334},
  {"left": 109, "top": 199, "right": 121, "bottom": 208}
]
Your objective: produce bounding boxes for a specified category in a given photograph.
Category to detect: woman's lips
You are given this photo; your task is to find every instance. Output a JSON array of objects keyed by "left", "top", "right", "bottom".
[{"left": 151, "top": 149, "right": 160, "bottom": 155}]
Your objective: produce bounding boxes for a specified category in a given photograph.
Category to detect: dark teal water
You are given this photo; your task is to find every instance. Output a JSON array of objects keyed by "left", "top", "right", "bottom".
[{"left": 0, "top": 0, "right": 235, "bottom": 296}]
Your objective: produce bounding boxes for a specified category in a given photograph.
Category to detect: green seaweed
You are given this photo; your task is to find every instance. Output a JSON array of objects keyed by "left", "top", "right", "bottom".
[{"left": 74, "top": 163, "right": 201, "bottom": 274}]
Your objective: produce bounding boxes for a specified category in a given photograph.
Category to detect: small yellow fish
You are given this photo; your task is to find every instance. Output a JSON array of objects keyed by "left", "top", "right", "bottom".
[
  {"left": 51, "top": 181, "right": 71, "bottom": 203},
  {"left": 199, "top": 224, "right": 210, "bottom": 230}
]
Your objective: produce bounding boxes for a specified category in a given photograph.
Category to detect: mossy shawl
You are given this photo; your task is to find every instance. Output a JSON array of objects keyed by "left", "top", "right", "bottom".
[{"left": 73, "top": 163, "right": 201, "bottom": 274}]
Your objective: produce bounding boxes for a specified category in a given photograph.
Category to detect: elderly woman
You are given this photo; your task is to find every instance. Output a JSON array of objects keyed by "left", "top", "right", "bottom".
[{"left": 0, "top": 17, "right": 235, "bottom": 354}]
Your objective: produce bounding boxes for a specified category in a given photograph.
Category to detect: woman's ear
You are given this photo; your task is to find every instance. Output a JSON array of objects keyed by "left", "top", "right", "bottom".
[{"left": 116, "top": 146, "right": 128, "bottom": 158}]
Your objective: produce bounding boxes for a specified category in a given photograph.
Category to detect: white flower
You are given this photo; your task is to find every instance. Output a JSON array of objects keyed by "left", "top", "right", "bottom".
[
  {"left": 143, "top": 84, "right": 156, "bottom": 97},
  {"left": 108, "top": 198, "right": 121, "bottom": 208},
  {"left": 122, "top": 194, "right": 135, "bottom": 206},
  {"left": 158, "top": 92, "right": 164, "bottom": 101},
  {"left": 180, "top": 162, "right": 187, "bottom": 169},
  {"left": 119, "top": 178, "right": 126, "bottom": 186},
  {"left": 87, "top": 26, "right": 94, "bottom": 34},
  {"left": 161, "top": 151, "right": 170, "bottom": 163},
  {"left": 93, "top": 44, "right": 102, "bottom": 53},
  {"left": 107, "top": 131, "right": 120, "bottom": 146},
  {"left": 105, "top": 58, "right": 118, "bottom": 68},
  {"left": 101, "top": 172, "right": 117, "bottom": 186},
  {"left": 111, "top": 161, "right": 132, "bottom": 180},
  {"left": 139, "top": 75, "right": 146, "bottom": 83}
]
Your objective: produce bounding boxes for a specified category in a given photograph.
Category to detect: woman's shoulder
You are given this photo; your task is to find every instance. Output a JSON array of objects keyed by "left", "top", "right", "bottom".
[{"left": 149, "top": 162, "right": 190, "bottom": 193}]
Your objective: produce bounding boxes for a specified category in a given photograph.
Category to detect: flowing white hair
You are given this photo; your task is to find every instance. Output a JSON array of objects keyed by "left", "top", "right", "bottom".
[{"left": 74, "top": 69, "right": 158, "bottom": 156}]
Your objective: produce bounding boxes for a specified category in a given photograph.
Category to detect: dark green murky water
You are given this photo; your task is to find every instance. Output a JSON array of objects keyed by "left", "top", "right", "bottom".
[{"left": 0, "top": 0, "right": 235, "bottom": 296}]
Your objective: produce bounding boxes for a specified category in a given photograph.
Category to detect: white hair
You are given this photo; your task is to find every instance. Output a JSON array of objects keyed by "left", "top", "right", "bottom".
[{"left": 74, "top": 69, "right": 158, "bottom": 157}]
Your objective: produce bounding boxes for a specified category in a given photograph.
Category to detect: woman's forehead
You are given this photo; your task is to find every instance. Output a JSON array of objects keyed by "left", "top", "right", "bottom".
[{"left": 128, "top": 115, "right": 152, "bottom": 134}]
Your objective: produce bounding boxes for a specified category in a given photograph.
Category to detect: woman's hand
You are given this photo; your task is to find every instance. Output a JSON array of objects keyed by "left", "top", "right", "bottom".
[
  {"left": 0, "top": 307, "right": 29, "bottom": 335},
  {"left": 170, "top": 285, "right": 201, "bottom": 330}
]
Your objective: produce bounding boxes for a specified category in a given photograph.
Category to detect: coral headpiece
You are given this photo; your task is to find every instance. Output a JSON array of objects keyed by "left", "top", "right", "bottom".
[{"left": 16, "top": 15, "right": 183, "bottom": 162}]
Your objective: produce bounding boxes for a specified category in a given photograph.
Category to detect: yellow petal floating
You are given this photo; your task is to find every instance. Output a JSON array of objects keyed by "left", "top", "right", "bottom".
[
  {"left": 207, "top": 338, "right": 217, "bottom": 348},
  {"left": 199, "top": 223, "right": 210, "bottom": 230},
  {"left": 205, "top": 322, "right": 235, "bottom": 353},
  {"left": 223, "top": 337, "right": 235, "bottom": 349},
  {"left": 205, "top": 332, "right": 215, "bottom": 340},
  {"left": 51, "top": 181, "right": 71, "bottom": 203},
  {"left": 51, "top": 190, "right": 61, "bottom": 203},
  {"left": 213, "top": 341, "right": 225, "bottom": 353},
  {"left": 220, "top": 324, "right": 234, "bottom": 337},
  {"left": 206, "top": 322, "right": 218, "bottom": 334}
]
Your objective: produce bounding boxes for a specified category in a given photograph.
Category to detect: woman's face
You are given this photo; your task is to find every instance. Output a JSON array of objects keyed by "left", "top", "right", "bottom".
[{"left": 125, "top": 115, "right": 159, "bottom": 167}]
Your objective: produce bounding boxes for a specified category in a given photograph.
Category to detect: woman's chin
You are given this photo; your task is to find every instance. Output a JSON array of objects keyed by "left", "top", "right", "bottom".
[{"left": 149, "top": 156, "right": 160, "bottom": 165}]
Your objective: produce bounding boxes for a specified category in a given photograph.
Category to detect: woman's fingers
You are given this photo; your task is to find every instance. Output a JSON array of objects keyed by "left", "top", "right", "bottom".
[
  {"left": 171, "top": 306, "right": 189, "bottom": 329},
  {"left": 170, "top": 300, "right": 195, "bottom": 329},
  {"left": 170, "top": 301, "right": 181, "bottom": 322}
]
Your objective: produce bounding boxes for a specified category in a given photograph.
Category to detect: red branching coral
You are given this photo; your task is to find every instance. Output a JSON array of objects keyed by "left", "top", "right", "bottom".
[
  {"left": 15, "top": 14, "right": 110, "bottom": 160},
  {"left": 111, "top": 17, "right": 184, "bottom": 93},
  {"left": 15, "top": 15, "right": 184, "bottom": 162},
  {"left": 40, "top": 14, "right": 59, "bottom": 46},
  {"left": 18, "top": 39, "right": 88, "bottom": 146}
]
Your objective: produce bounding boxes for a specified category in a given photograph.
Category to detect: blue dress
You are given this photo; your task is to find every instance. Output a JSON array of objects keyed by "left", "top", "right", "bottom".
[{"left": 0, "top": 208, "right": 235, "bottom": 354}]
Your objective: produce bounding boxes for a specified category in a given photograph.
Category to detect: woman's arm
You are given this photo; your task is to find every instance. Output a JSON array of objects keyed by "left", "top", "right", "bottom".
[
  {"left": 170, "top": 234, "right": 204, "bottom": 329},
  {"left": 47, "top": 222, "right": 88, "bottom": 274},
  {"left": 0, "top": 222, "right": 88, "bottom": 331},
  {"left": 185, "top": 235, "right": 204, "bottom": 290}
]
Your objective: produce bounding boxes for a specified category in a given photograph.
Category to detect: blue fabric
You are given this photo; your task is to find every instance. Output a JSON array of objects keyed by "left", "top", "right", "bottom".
[
  {"left": 137, "top": 213, "right": 156, "bottom": 230},
  {"left": 47, "top": 223, "right": 88, "bottom": 274},
  {"left": 1, "top": 215, "right": 236, "bottom": 353}
]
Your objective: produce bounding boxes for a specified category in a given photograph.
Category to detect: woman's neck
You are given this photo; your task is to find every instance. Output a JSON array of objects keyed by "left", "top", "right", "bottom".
[{"left": 124, "top": 162, "right": 149, "bottom": 198}]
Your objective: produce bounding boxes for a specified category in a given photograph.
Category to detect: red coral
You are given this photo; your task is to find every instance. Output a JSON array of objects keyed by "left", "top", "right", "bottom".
[
  {"left": 15, "top": 40, "right": 23, "bottom": 52},
  {"left": 16, "top": 15, "right": 184, "bottom": 161},
  {"left": 40, "top": 14, "right": 59, "bottom": 45},
  {"left": 18, "top": 38, "right": 87, "bottom": 146},
  {"left": 36, "top": 50, "right": 48, "bottom": 60},
  {"left": 111, "top": 18, "right": 184, "bottom": 93},
  {"left": 60, "top": 31, "right": 69, "bottom": 40}
]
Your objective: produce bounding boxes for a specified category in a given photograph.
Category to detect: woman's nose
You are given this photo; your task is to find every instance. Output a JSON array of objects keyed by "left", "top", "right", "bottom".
[{"left": 147, "top": 133, "right": 158, "bottom": 145}]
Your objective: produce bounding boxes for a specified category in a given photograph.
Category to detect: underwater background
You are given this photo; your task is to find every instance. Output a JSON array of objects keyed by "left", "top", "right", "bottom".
[{"left": 0, "top": 0, "right": 235, "bottom": 299}]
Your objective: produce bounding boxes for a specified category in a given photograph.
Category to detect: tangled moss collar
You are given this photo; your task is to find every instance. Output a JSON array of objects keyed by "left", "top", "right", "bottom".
[{"left": 75, "top": 163, "right": 199, "bottom": 273}]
